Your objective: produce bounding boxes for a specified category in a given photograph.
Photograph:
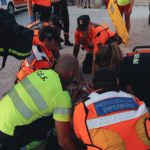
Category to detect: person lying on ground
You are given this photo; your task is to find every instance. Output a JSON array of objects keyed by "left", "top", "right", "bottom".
[
  {"left": 67, "top": 76, "right": 93, "bottom": 104},
  {"left": 73, "top": 67, "right": 150, "bottom": 150}
]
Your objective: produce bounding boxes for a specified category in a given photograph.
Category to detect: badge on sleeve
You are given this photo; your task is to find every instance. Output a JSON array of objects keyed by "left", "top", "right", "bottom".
[{"left": 97, "top": 43, "right": 102, "bottom": 48}]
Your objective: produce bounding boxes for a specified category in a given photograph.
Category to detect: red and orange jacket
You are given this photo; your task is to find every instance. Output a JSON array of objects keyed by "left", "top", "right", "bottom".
[
  {"left": 31, "top": 0, "right": 51, "bottom": 7},
  {"left": 73, "top": 88, "right": 150, "bottom": 150},
  {"left": 74, "top": 23, "right": 115, "bottom": 54},
  {"left": 16, "top": 44, "right": 55, "bottom": 82}
]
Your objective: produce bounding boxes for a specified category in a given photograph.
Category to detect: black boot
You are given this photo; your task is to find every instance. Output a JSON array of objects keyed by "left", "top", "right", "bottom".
[
  {"left": 64, "top": 34, "right": 73, "bottom": 46},
  {"left": 58, "top": 43, "right": 63, "bottom": 50}
]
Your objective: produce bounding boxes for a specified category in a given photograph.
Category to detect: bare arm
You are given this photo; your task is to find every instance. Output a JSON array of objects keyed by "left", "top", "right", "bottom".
[
  {"left": 73, "top": 44, "right": 80, "bottom": 58},
  {"left": 55, "top": 120, "right": 84, "bottom": 150},
  {"left": 27, "top": 0, "right": 33, "bottom": 17}
]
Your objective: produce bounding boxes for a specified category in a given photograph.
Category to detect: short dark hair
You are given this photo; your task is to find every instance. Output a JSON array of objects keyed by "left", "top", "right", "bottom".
[{"left": 93, "top": 68, "right": 117, "bottom": 90}]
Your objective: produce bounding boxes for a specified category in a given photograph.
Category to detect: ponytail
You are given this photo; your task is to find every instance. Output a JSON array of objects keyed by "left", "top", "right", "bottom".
[{"left": 95, "top": 43, "right": 123, "bottom": 74}]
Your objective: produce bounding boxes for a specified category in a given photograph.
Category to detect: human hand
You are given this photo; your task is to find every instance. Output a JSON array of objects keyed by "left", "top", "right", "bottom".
[
  {"left": 30, "top": 16, "right": 34, "bottom": 24},
  {"left": 78, "top": 85, "right": 92, "bottom": 95}
]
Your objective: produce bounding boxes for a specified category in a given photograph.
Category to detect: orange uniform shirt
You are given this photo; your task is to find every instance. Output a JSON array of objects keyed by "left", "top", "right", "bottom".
[
  {"left": 75, "top": 23, "right": 115, "bottom": 53},
  {"left": 31, "top": 0, "right": 51, "bottom": 7}
]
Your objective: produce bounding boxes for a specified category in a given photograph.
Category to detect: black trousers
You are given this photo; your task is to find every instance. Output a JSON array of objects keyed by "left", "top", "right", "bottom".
[
  {"left": 0, "top": 115, "right": 55, "bottom": 150},
  {"left": 82, "top": 53, "right": 93, "bottom": 74},
  {"left": 52, "top": 1, "right": 69, "bottom": 33},
  {"left": 33, "top": 4, "right": 51, "bottom": 22}
]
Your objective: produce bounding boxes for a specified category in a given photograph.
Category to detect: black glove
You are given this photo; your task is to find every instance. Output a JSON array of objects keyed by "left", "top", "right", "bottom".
[{"left": 111, "top": 33, "right": 124, "bottom": 45}]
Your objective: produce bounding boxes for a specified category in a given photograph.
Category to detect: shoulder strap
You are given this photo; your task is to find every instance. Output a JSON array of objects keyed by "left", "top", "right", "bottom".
[
  {"left": 37, "top": 44, "right": 51, "bottom": 63},
  {"left": 127, "top": 50, "right": 150, "bottom": 56}
]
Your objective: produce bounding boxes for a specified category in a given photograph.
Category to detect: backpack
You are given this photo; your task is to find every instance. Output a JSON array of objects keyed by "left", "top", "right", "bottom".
[
  {"left": 127, "top": 46, "right": 150, "bottom": 56},
  {"left": 0, "top": 9, "right": 34, "bottom": 70}
]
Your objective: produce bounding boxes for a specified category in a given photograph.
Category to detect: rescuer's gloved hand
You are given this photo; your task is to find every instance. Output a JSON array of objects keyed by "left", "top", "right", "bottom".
[
  {"left": 30, "top": 16, "right": 34, "bottom": 24},
  {"left": 111, "top": 33, "right": 124, "bottom": 45},
  {"left": 51, "top": 7, "right": 54, "bottom": 14},
  {"left": 115, "top": 33, "right": 123, "bottom": 45}
]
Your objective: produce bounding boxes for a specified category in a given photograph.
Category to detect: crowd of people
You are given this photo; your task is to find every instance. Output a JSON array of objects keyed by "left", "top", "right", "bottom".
[{"left": 0, "top": 0, "right": 150, "bottom": 150}]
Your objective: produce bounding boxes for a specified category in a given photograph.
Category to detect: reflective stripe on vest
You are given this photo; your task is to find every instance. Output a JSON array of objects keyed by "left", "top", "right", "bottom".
[
  {"left": 99, "top": 23, "right": 106, "bottom": 30},
  {"left": 0, "top": 48, "right": 31, "bottom": 57},
  {"left": 54, "top": 107, "right": 71, "bottom": 115},
  {"left": 92, "top": 23, "right": 107, "bottom": 30},
  {"left": 87, "top": 103, "right": 147, "bottom": 130},
  {"left": 8, "top": 88, "right": 34, "bottom": 120},
  {"left": 32, "top": 46, "right": 49, "bottom": 61},
  {"left": 45, "top": 113, "right": 52, "bottom": 116},
  {"left": 9, "top": 77, "right": 49, "bottom": 120},
  {"left": 0, "top": 48, "right": 4, "bottom": 52},
  {"left": 20, "top": 78, "right": 48, "bottom": 111},
  {"left": 85, "top": 91, "right": 133, "bottom": 107},
  {"left": 9, "top": 48, "right": 31, "bottom": 57}
]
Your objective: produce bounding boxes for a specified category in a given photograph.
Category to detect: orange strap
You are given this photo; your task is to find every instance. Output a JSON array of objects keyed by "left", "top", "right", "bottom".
[{"left": 127, "top": 50, "right": 150, "bottom": 56}]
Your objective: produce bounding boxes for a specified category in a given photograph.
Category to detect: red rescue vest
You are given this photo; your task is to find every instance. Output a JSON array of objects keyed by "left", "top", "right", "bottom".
[{"left": 16, "top": 44, "right": 55, "bottom": 82}]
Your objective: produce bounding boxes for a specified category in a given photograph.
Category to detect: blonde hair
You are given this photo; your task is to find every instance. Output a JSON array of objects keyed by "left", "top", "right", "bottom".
[{"left": 95, "top": 43, "right": 124, "bottom": 74}]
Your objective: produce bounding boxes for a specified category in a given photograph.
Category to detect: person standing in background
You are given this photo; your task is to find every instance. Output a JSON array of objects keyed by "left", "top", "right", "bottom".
[
  {"left": 51, "top": 0, "right": 73, "bottom": 50},
  {"left": 84, "top": 0, "right": 91, "bottom": 8},
  {"left": 114, "top": 0, "right": 134, "bottom": 32},
  {"left": 78, "top": 0, "right": 83, "bottom": 7},
  {"left": 27, "top": 0, "right": 52, "bottom": 23}
]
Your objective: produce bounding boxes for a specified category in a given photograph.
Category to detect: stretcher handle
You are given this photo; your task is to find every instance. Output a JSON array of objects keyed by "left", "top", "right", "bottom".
[{"left": 133, "top": 46, "right": 150, "bottom": 52}]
